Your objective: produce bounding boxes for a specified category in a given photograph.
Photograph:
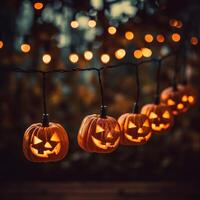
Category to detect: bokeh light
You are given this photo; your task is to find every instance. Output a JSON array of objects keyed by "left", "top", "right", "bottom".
[
  {"left": 33, "top": 2, "right": 44, "bottom": 10},
  {"left": 101, "top": 54, "right": 110, "bottom": 64},
  {"left": 156, "top": 34, "right": 165, "bottom": 43},
  {"left": 171, "top": 33, "right": 181, "bottom": 42},
  {"left": 144, "top": 34, "right": 154, "bottom": 43},
  {"left": 42, "top": 54, "right": 51, "bottom": 64},
  {"left": 21, "top": 44, "right": 31, "bottom": 53},
  {"left": 84, "top": 50, "right": 93, "bottom": 60},
  {"left": 71, "top": 20, "right": 79, "bottom": 29},
  {"left": 141, "top": 48, "right": 152, "bottom": 58},
  {"left": 88, "top": 20, "right": 96, "bottom": 28},
  {"left": 69, "top": 53, "right": 79, "bottom": 63},
  {"left": 125, "top": 31, "right": 134, "bottom": 40},
  {"left": 115, "top": 49, "right": 126, "bottom": 60},
  {"left": 0, "top": 40, "right": 3, "bottom": 49},
  {"left": 190, "top": 36, "right": 198, "bottom": 45},
  {"left": 133, "top": 50, "right": 142, "bottom": 59},
  {"left": 108, "top": 26, "right": 117, "bottom": 35}
]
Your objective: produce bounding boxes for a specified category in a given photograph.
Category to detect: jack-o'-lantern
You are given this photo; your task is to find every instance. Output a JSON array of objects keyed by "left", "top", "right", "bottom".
[
  {"left": 77, "top": 114, "right": 121, "bottom": 153},
  {"left": 141, "top": 104, "right": 173, "bottom": 133},
  {"left": 23, "top": 122, "right": 69, "bottom": 162},
  {"left": 160, "top": 85, "right": 197, "bottom": 115},
  {"left": 118, "top": 113, "right": 152, "bottom": 145}
]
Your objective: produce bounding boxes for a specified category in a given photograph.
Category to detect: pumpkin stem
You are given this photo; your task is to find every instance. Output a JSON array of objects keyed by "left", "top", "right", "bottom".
[
  {"left": 100, "top": 105, "right": 107, "bottom": 118},
  {"left": 42, "top": 113, "right": 49, "bottom": 127}
]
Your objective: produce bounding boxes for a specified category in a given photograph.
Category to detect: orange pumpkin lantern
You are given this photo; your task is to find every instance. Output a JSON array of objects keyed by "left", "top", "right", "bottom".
[
  {"left": 77, "top": 114, "right": 121, "bottom": 153},
  {"left": 160, "top": 84, "right": 197, "bottom": 115},
  {"left": 141, "top": 104, "right": 174, "bottom": 133},
  {"left": 118, "top": 113, "right": 152, "bottom": 145},
  {"left": 23, "top": 115, "right": 69, "bottom": 162}
]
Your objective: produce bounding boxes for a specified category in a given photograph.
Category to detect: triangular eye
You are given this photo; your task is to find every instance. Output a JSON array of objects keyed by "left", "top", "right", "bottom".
[
  {"left": 50, "top": 133, "right": 60, "bottom": 142},
  {"left": 167, "top": 99, "right": 175, "bottom": 106},
  {"left": 162, "top": 111, "right": 170, "bottom": 119},
  {"left": 143, "top": 119, "right": 149, "bottom": 127},
  {"left": 181, "top": 95, "right": 187, "bottom": 102},
  {"left": 33, "top": 136, "right": 43, "bottom": 144},
  {"left": 96, "top": 125, "right": 104, "bottom": 133},
  {"left": 114, "top": 125, "right": 120, "bottom": 132},
  {"left": 128, "top": 121, "right": 137, "bottom": 128},
  {"left": 149, "top": 112, "right": 158, "bottom": 119}
]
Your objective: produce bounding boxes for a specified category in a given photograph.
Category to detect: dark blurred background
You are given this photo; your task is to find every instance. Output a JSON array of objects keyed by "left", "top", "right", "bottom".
[{"left": 0, "top": 0, "right": 200, "bottom": 199}]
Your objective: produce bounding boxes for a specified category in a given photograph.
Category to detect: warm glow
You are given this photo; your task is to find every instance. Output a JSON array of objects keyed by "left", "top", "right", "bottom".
[
  {"left": 34, "top": 2, "right": 44, "bottom": 10},
  {"left": 168, "top": 99, "right": 175, "bottom": 105},
  {"left": 125, "top": 31, "right": 134, "bottom": 40},
  {"left": 149, "top": 112, "right": 158, "bottom": 119},
  {"left": 143, "top": 120, "right": 149, "bottom": 127},
  {"left": 156, "top": 34, "right": 165, "bottom": 43},
  {"left": 133, "top": 50, "right": 142, "bottom": 59},
  {"left": 162, "top": 111, "right": 170, "bottom": 119},
  {"left": 169, "top": 19, "right": 178, "bottom": 27},
  {"left": 171, "top": 33, "right": 181, "bottom": 42},
  {"left": 96, "top": 125, "right": 104, "bottom": 133},
  {"left": 141, "top": 48, "right": 152, "bottom": 58},
  {"left": 42, "top": 54, "right": 51, "bottom": 64},
  {"left": 88, "top": 20, "right": 96, "bottom": 28},
  {"left": 144, "top": 34, "right": 154, "bottom": 43},
  {"left": 190, "top": 37, "right": 198, "bottom": 45},
  {"left": 69, "top": 53, "right": 79, "bottom": 63},
  {"left": 177, "top": 103, "right": 184, "bottom": 110},
  {"left": 71, "top": 20, "right": 79, "bottom": 29},
  {"left": 176, "top": 21, "right": 183, "bottom": 28},
  {"left": 21, "top": 43, "right": 31, "bottom": 53},
  {"left": 182, "top": 95, "right": 188, "bottom": 102},
  {"left": 115, "top": 48, "right": 126, "bottom": 60},
  {"left": 101, "top": 54, "right": 110, "bottom": 64},
  {"left": 108, "top": 26, "right": 117, "bottom": 35},
  {"left": 128, "top": 121, "right": 137, "bottom": 128},
  {"left": 51, "top": 133, "right": 60, "bottom": 142},
  {"left": 0, "top": 40, "right": 3, "bottom": 49},
  {"left": 138, "top": 128, "right": 143, "bottom": 134},
  {"left": 188, "top": 96, "right": 194, "bottom": 103},
  {"left": 84, "top": 50, "right": 93, "bottom": 61}
]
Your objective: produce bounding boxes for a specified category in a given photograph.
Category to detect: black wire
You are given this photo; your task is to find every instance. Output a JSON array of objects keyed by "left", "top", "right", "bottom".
[
  {"left": 155, "top": 59, "right": 162, "bottom": 104},
  {"left": 172, "top": 52, "right": 179, "bottom": 91},
  {"left": 133, "top": 64, "right": 140, "bottom": 113}
]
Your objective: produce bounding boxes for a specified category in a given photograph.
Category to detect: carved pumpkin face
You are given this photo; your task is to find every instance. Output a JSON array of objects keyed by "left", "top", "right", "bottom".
[
  {"left": 78, "top": 114, "right": 121, "bottom": 153},
  {"left": 23, "top": 123, "right": 69, "bottom": 162},
  {"left": 160, "top": 85, "right": 195, "bottom": 115},
  {"left": 118, "top": 113, "right": 152, "bottom": 145},
  {"left": 141, "top": 104, "right": 174, "bottom": 133}
]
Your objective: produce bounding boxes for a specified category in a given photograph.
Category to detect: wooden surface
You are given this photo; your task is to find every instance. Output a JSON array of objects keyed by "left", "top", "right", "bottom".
[{"left": 0, "top": 182, "right": 199, "bottom": 200}]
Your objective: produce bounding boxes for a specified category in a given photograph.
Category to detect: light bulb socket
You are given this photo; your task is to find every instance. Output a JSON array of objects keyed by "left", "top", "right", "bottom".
[
  {"left": 42, "top": 113, "right": 49, "bottom": 127},
  {"left": 100, "top": 105, "right": 107, "bottom": 118}
]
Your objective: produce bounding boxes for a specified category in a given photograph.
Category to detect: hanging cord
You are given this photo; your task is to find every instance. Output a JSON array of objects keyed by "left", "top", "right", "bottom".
[
  {"left": 96, "top": 69, "right": 106, "bottom": 118},
  {"left": 181, "top": 42, "right": 188, "bottom": 85},
  {"left": 172, "top": 52, "right": 179, "bottom": 91},
  {"left": 42, "top": 72, "right": 49, "bottom": 127},
  {"left": 133, "top": 64, "right": 140, "bottom": 113},
  {"left": 154, "top": 59, "right": 162, "bottom": 104}
]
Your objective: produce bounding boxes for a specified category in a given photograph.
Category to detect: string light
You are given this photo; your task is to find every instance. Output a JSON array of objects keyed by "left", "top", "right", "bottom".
[
  {"left": 33, "top": 2, "right": 44, "bottom": 10},
  {"left": 101, "top": 54, "right": 110, "bottom": 64},
  {"left": 21, "top": 43, "right": 31, "bottom": 53},
  {"left": 88, "top": 20, "right": 96, "bottom": 28},
  {"left": 115, "top": 49, "right": 126, "bottom": 60},
  {"left": 125, "top": 31, "right": 134, "bottom": 40},
  {"left": 84, "top": 50, "right": 93, "bottom": 61},
  {"left": 171, "top": 33, "right": 181, "bottom": 42},
  {"left": 0, "top": 40, "right": 3, "bottom": 49},
  {"left": 169, "top": 19, "right": 183, "bottom": 28},
  {"left": 144, "top": 34, "right": 154, "bottom": 43},
  {"left": 141, "top": 48, "right": 152, "bottom": 58},
  {"left": 69, "top": 53, "right": 79, "bottom": 63},
  {"left": 190, "top": 36, "right": 198, "bottom": 45},
  {"left": 71, "top": 20, "right": 79, "bottom": 29},
  {"left": 42, "top": 54, "right": 51, "bottom": 64},
  {"left": 108, "top": 26, "right": 117, "bottom": 35},
  {"left": 133, "top": 50, "right": 142, "bottom": 59},
  {"left": 156, "top": 34, "right": 165, "bottom": 43}
]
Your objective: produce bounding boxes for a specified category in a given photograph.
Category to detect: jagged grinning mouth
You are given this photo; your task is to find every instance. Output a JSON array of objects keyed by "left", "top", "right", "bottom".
[
  {"left": 151, "top": 123, "right": 170, "bottom": 131},
  {"left": 124, "top": 132, "right": 151, "bottom": 142}
]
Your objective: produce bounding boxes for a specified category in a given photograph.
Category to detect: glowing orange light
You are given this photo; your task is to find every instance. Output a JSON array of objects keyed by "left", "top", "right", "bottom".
[
  {"left": 88, "top": 20, "right": 96, "bottom": 28},
  {"left": 190, "top": 37, "right": 198, "bottom": 45},
  {"left": 115, "top": 49, "right": 126, "bottom": 60},
  {"left": 71, "top": 20, "right": 79, "bottom": 29},
  {"left": 101, "top": 54, "right": 110, "bottom": 64},
  {"left": 21, "top": 44, "right": 31, "bottom": 53},
  {"left": 34, "top": 2, "right": 44, "bottom": 10},
  {"left": 176, "top": 21, "right": 183, "bottom": 28},
  {"left": 42, "top": 54, "right": 51, "bottom": 64},
  {"left": 108, "top": 26, "right": 117, "bottom": 35},
  {"left": 125, "top": 31, "right": 134, "bottom": 40},
  {"left": 69, "top": 53, "right": 79, "bottom": 63},
  {"left": 133, "top": 50, "right": 142, "bottom": 59},
  {"left": 156, "top": 34, "right": 165, "bottom": 43},
  {"left": 171, "top": 33, "right": 181, "bottom": 42},
  {"left": 0, "top": 40, "right": 3, "bottom": 49},
  {"left": 169, "top": 19, "right": 178, "bottom": 27},
  {"left": 141, "top": 48, "right": 152, "bottom": 58},
  {"left": 84, "top": 50, "right": 93, "bottom": 61},
  {"left": 144, "top": 34, "right": 154, "bottom": 43}
]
